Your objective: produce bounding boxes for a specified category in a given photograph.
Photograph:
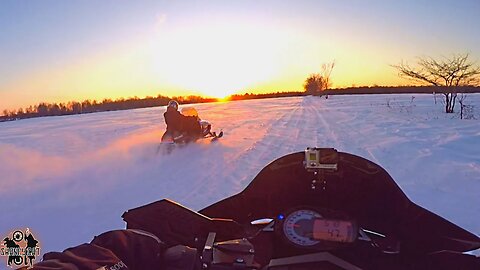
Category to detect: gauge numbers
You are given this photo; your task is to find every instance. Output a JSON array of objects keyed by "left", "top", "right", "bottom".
[{"left": 283, "top": 209, "right": 322, "bottom": 246}]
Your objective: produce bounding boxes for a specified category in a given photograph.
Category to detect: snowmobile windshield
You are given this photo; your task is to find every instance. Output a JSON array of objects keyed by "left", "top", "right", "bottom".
[{"left": 181, "top": 107, "right": 199, "bottom": 117}]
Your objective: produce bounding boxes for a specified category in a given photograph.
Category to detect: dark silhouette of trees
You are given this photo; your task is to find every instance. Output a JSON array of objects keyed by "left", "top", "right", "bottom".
[
  {"left": 304, "top": 61, "right": 335, "bottom": 95},
  {"left": 2, "top": 84, "right": 480, "bottom": 123},
  {"left": 0, "top": 94, "right": 216, "bottom": 122},
  {"left": 304, "top": 74, "right": 324, "bottom": 95},
  {"left": 227, "top": 91, "right": 305, "bottom": 101},
  {"left": 393, "top": 53, "right": 480, "bottom": 113},
  {"left": 322, "top": 85, "right": 479, "bottom": 95}
]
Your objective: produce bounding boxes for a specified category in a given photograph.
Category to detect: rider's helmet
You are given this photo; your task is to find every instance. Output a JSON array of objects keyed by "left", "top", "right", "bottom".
[{"left": 167, "top": 100, "right": 179, "bottom": 111}]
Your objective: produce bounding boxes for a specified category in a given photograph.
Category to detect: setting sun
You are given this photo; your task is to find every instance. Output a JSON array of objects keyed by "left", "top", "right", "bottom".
[{"left": 152, "top": 22, "right": 284, "bottom": 98}]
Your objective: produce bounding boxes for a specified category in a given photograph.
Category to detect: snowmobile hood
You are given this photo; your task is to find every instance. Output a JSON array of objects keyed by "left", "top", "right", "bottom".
[{"left": 199, "top": 148, "right": 480, "bottom": 254}]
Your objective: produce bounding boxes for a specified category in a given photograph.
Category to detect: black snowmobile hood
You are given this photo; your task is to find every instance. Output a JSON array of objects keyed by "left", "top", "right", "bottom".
[{"left": 199, "top": 149, "right": 480, "bottom": 255}]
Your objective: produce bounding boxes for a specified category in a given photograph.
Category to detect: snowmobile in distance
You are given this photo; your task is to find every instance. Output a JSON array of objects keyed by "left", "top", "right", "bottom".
[
  {"left": 124, "top": 147, "right": 480, "bottom": 270},
  {"left": 161, "top": 107, "right": 223, "bottom": 145}
]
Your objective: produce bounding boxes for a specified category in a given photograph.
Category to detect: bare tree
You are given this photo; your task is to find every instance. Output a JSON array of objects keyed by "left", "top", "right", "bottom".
[
  {"left": 458, "top": 93, "right": 476, "bottom": 120},
  {"left": 320, "top": 61, "right": 335, "bottom": 91},
  {"left": 458, "top": 93, "right": 467, "bottom": 119},
  {"left": 304, "top": 74, "right": 324, "bottom": 95},
  {"left": 304, "top": 61, "right": 335, "bottom": 95},
  {"left": 392, "top": 53, "right": 480, "bottom": 113}
]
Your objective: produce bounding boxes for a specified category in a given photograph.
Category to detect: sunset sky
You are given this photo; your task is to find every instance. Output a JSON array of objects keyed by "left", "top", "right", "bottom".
[{"left": 1, "top": 0, "right": 479, "bottom": 111}]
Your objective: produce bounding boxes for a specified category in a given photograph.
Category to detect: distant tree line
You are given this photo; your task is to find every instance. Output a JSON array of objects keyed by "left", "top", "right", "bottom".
[
  {"left": 3, "top": 85, "right": 480, "bottom": 123},
  {"left": 322, "top": 85, "right": 480, "bottom": 95},
  {"left": 227, "top": 91, "right": 306, "bottom": 101},
  {"left": 229, "top": 86, "right": 480, "bottom": 101},
  {"left": 0, "top": 94, "right": 217, "bottom": 122}
]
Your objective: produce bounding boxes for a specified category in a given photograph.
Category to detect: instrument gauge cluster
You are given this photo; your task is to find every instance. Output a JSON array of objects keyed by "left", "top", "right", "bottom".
[{"left": 276, "top": 208, "right": 358, "bottom": 249}]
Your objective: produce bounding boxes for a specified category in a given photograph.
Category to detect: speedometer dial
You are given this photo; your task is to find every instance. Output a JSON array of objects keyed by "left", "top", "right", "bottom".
[{"left": 283, "top": 209, "right": 322, "bottom": 246}]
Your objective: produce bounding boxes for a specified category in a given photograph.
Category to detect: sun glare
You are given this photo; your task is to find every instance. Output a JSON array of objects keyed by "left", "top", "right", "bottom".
[{"left": 152, "top": 23, "right": 284, "bottom": 98}]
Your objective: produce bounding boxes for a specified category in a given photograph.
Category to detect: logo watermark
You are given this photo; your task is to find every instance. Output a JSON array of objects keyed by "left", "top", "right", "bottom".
[{"left": 1, "top": 228, "right": 41, "bottom": 269}]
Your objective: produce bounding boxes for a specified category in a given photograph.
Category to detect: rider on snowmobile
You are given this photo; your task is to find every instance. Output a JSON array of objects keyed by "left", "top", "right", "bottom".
[
  {"left": 163, "top": 100, "right": 184, "bottom": 136},
  {"left": 162, "top": 100, "right": 201, "bottom": 143}
]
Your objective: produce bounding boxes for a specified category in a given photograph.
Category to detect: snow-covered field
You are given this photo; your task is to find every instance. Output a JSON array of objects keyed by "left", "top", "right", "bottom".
[{"left": 1, "top": 94, "right": 479, "bottom": 260}]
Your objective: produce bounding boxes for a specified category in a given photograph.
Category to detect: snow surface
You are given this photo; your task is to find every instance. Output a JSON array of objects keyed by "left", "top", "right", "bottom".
[{"left": 1, "top": 94, "right": 479, "bottom": 261}]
